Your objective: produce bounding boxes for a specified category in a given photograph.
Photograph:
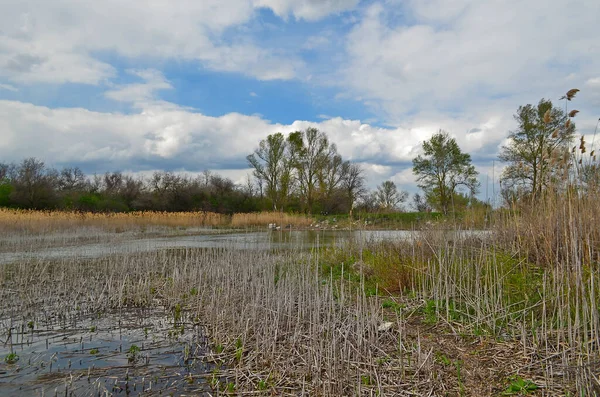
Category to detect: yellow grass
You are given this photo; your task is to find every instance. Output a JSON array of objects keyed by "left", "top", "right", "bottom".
[
  {"left": 230, "top": 211, "right": 313, "bottom": 228},
  {"left": 0, "top": 208, "right": 314, "bottom": 234},
  {"left": 0, "top": 209, "right": 227, "bottom": 233}
]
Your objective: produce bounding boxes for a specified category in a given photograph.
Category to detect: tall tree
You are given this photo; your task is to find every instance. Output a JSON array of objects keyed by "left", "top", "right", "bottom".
[
  {"left": 246, "top": 133, "right": 292, "bottom": 210},
  {"left": 11, "top": 158, "right": 59, "bottom": 209},
  {"left": 412, "top": 131, "right": 479, "bottom": 215},
  {"left": 499, "top": 98, "right": 575, "bottom": 199},
  {"left": 318, "top": 144, "right": 345, "bottom": 200},
  {"left": 341, "top": 162, "right": 366, "bottom": 216},
  {"left": 375, "top": 180, "right": 408, "bottom": 211},
  {"left": 287, "top": 127, "right": 331, "bottom": 213}
]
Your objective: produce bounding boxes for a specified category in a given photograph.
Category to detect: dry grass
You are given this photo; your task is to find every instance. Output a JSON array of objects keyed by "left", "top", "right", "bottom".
[
  {"left": 2, "top": 182, "right": 600, "bottom": 394},
  {"left": 230, "top": 211, "right": 313, "bottom": 228},
  {"left": 0, "top": 247, "right": 441, "bottom": 396},
  {"left": 0, "top": 209, "right": 315, "bottom": 234},
  {"left": 0, "top": 208, "right": 227, "bottom": 233}
]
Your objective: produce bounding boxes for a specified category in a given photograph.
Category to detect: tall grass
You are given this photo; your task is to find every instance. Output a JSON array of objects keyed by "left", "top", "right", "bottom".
[
  {"left": 0, "top": 208, "right": 314, "bottom": 234},
  {"left": 326, "top": 189, "right": 600, "bottom": 394},
  {"left": 230, "top": 211, "right": 313, "bottom": 228}
]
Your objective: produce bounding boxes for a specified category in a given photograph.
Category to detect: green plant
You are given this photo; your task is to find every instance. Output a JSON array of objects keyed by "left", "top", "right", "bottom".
[
  {"left": 90, "top": 348, "right": 99, "bottom": 355},
  {"left": 257, "top": 379, "right": 269, "bottom": 391},
  {"left": 422, "top": 300, "right": 439, "bottom": 324},
  {"left": 235, "top": 338, "right": 243, "bottom": 361},
  {"left": 4, "top": 352, "right": 19, "bottom": 364},
  {"left": 502, "top": 376, "right": 539, "bottom": 395},
  {"left": 90, "top": 325, "right": 96, "bottom": 332},
  {"left": 27, "top": 321, "right": 34, "bottom": 330},
  {"left": 435, "top": 352, "right": 451, "bottom": 366},
  {"left": 173, "top": 303, "right": 182, "bottom": 325},
  {"left": 381, "top": 299, "right": 403, "bottom": 312},
  {"left": 127, "top": 344, "right": 141, "bottom": 363}
]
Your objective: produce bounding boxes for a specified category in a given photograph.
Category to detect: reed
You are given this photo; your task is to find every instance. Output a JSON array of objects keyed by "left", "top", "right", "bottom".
[{"left": 230, "top": 211, "right": 313, "bottom": 228}]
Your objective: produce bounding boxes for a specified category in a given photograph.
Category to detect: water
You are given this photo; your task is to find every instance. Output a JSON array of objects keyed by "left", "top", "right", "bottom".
[
  {"left": 0, "top": 229, "right": 487, "bottom": 265},
  {"left": 0, "top": 309, "right": 214, "bottom": 396}
]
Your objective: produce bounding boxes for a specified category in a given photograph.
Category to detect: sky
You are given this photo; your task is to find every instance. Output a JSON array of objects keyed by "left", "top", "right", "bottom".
[{"left": 1, "top": 0, "right": 599, "bottom": 203}]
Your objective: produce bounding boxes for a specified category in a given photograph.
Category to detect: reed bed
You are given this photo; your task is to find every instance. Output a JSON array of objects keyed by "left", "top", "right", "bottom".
[
  {"left": 0, "top": 246, "right": 437, "bottom": 396},
  {"left": 0, "top": 208, "right": 227, "bottom": 234},
  {"left": 0, "top": 208, "right": 315, "bottom": 235},
  {"left": 230, "top": 211, "right": 314, "bottom": 228},
  {"left": 324, "top": 223, "right": 600, "bottom": 394}
]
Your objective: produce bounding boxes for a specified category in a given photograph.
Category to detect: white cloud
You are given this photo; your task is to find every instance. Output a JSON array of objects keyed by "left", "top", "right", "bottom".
[
  {"left": 253, "top": 0, "right": 359, "bottom": 21},
  {"left": 0, "top": 83, "right": 18, "bottom": 92},
  {"left": 344, "top": 1, "right": 599, "bottom": 116},
  {"left": 0, "top": 0, "right": 315, "bottom": 85},
  {"left": 586, "top": 78, "right": 600, "bottom": 88},
  {"left": 105, "top": 69, "right": 173, "bottom": 106},
  {"left": 0, "top": 98, "right": 455, "bottom": 188}
]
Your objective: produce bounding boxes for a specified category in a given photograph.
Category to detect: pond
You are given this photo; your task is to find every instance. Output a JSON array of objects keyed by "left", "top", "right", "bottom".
[{"left": 0, "top": 229, "right": 486, "bottom": 265}]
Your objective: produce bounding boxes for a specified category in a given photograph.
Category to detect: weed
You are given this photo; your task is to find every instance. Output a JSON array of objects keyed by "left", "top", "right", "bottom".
[
  {"left": 381, "top": 299, "right": 403, "bottom": 312},
  {"left": 502, "top": 376, "right": 539, "bottom": 395},
  {"left": 4, "top": 352, "right": 19, "bottom": 364},
  {"left": 127, "top": 345, "right": 141, "bottom": 364},
  {"left": 361, "top": 375, "right": 372, "bottom": 385}
]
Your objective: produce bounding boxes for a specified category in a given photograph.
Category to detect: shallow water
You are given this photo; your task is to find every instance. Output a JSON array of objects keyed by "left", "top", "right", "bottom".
[
  {"left": 0, "top": 229, "right": 487, "bottom": 265},
  {"left": 0, "top": 309, "right": 214, "bottom": 396}
]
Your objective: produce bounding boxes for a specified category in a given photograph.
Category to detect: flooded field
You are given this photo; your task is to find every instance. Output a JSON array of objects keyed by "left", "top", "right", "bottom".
[
  {"left": 0, "top": 308, "right": 214, "bottom": 396},
  {"left": 0, "top": 226, "right": 493, "bottom": 396}
]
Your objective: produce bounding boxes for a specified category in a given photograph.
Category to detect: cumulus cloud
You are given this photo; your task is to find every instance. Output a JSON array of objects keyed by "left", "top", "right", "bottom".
[
  {"left": 341, "top": 0, "right": 600, "bottom": 128},
  {"left": 0, "top": 0, "right": 327, "bottom": 85},
  {"left": 0, "top": 98, "right": 446, "bottom": 189}
]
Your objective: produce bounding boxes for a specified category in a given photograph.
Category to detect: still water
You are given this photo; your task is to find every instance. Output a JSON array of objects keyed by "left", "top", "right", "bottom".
[{"left": 0, "top": 229, "right": 485, "bottom": 265}]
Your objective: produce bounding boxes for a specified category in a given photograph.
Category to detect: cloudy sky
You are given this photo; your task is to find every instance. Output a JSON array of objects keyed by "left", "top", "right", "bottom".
[{"left": 1, "top": 0, "right": 599, "bottom": 201}]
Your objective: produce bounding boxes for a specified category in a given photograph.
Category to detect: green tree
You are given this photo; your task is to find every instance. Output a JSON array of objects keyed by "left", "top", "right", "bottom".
[
  {"left": 499, "top": 98, "right": 575, "bottom": 199},
  {"left": 287, "top": 128, "right": 331, "bottom": 213},
  {"left": 412, "top": 131, "right": 479, "bottom": 215},
  {"left": 246, "top": 133, "right": 293, "bottom": 210},
  {"left": 375, "top": 180, "right": 408, "bottom": 211}
]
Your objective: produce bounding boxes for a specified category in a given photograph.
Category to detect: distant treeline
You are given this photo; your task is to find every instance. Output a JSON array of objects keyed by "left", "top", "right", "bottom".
[{"left": 0, "top": 157, "right": 372, "bottom": 214}]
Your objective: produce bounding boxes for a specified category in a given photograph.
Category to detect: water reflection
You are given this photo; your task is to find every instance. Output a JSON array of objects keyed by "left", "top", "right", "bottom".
[{"left": 0, "top": 229, "right": 486, "bottom": 264}]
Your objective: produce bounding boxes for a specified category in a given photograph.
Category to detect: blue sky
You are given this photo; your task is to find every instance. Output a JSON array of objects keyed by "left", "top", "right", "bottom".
[{"left": 0, "top": 0, "right": 599, "bottom": 202}]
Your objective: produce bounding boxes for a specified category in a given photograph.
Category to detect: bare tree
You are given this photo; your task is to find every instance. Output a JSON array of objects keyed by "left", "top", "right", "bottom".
[
  {"left": 340, "top": 162, "right": 366, "bottom": 216},
  {"left": 58, "top": 167, "right": 87, "bottom": 191},
  {"left": 11, "top": 158, "right": 58, "bottom": 209}
]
